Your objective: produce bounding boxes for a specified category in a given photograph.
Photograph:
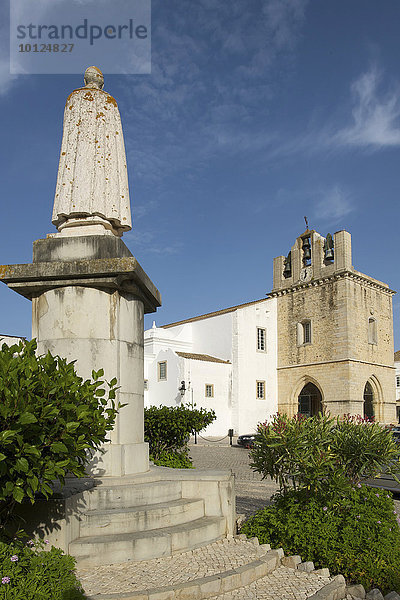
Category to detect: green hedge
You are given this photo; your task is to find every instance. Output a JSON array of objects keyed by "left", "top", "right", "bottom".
[
  {"left": 241, "top": 485, "right": 400, "bottom": 594},
  {"left": 144, "top": 404, "right": 216, "bottom": 462}
]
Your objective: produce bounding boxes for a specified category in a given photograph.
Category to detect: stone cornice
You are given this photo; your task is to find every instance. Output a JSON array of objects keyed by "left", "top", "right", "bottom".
[
  {"left": 277, "top": 357, "right": 395, "bottom": 370},
  {"left": 269, "top": 269, "right": 396, "bottom": 297}
]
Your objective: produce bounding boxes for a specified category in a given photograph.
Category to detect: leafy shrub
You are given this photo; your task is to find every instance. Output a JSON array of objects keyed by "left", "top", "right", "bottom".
[
  {"left": 331, "top": 414, "right": 400, "bottom": 484},
  {"left": 150, "top": 449, "right": 194, "bottom": 468},
  {"left": 0, "top": 340, "right": 120, "bottom": 534},
  {"left": 0, "top": 538, "right": 85, "bottom": 599},
  {"left": 241, "top": 485, "right": 400, "bottom": 593},
  {"left": 144, "top": 404, "right": 216, "bottom": 460},
  {"left": 250, "top": 413, "right": 400, "bottom": 498}
]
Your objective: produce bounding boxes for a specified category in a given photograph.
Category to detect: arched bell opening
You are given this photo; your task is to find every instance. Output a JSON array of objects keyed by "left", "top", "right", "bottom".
[
  {"left": 298, "top": 382, "right": 323, "bottom": 417},
  {"left": 363, "top": 381, "right": 375, "bottom": 420}
]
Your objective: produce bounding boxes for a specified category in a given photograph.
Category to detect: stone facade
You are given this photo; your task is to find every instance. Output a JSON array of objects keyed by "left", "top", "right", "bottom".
[{"left": 271, "top": 229, "right": 396, "bottom": 422}]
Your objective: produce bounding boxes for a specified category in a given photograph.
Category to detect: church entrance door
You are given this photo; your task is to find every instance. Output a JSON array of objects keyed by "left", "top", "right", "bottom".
[
  {"left": 298, "top": 382, "right": 323, "bottom": 417},
  {"left": 363, "top": 381, "right": 374, "bottom": 420}
]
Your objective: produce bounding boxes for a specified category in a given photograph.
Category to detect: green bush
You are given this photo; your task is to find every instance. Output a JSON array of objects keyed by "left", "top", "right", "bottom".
[
  {"left": 144, "top": 404, "right": 216, "bottom": 460},
  {"left": 150, "top": 449, "right": 194, "bottom": 468},
  {"left": 241, "top": 485, "right": 400, "bottom": 593},
  {"left": 250, "top": 413, "right": 400, "bottom": 498},
  {"left": 0, "top": 340, "right": 120, "bottom": 535},
  {"left": 0, "top": 538, "right": 85, "bottom": 599}
]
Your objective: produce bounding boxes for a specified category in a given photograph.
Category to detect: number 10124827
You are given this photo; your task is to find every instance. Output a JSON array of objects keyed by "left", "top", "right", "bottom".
[{"left": 19, "top": 43, "right": 74, "bottom": 52}]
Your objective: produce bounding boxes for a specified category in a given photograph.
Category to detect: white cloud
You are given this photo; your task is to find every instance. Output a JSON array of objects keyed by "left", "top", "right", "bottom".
[
  {"left": 313, "top": 185, "right": 354, "bottom": 223},
  {"left": 334, "top": 66, "right": 400, "bottom": 148}
]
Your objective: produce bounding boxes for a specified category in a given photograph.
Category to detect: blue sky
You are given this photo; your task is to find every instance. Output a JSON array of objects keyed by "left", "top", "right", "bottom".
[{"left": 1, "top": 0, "right": 400, "bottom": 348}]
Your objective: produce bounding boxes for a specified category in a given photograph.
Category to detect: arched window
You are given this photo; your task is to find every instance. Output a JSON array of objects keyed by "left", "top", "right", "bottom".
[
  {"left": 363, "top": 381, "right": 374, "bottom": 420},
  {"left": 368, "top": 318, "right": 377, "bottom": 345}
]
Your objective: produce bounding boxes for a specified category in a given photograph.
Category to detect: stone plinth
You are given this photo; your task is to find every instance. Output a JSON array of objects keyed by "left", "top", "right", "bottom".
[{"left": 0, "top": 235, "right": 161, "bottom": 477}]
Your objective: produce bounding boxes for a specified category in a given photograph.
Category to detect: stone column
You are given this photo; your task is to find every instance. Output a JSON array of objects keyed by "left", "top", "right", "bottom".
[{"left": 1, "top": 234, "right": 161, "bottom": 477}]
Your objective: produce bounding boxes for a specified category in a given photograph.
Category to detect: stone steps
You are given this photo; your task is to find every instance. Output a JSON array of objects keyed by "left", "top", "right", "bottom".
[
  {"left": 77, "top": 537, "right": 334, "bottom": 600},
  {"left": 80, "top": 497, "right": 205, "bottom": 536},
  {"left": 52, "top": 468, "right": 234, "bottom": 568},
  {"left": 85, "top": 478, "right": 183, "bottom": 511},
  {"left": 71, "top": 516, "right": 226, "bottom": 567}
]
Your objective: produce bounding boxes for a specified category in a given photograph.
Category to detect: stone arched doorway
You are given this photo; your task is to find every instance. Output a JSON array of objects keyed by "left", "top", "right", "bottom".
[
  {"left": 363, "top": 381, "right": 374, "bottom": 420},
  {"left": 298, "top": 382, "right": 323, "bottom": 417}
]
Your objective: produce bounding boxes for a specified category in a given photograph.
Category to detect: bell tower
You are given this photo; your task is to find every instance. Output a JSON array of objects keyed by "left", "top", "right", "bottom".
[{"left": 270, "top": 229, "right": 396, "bottom": 422}]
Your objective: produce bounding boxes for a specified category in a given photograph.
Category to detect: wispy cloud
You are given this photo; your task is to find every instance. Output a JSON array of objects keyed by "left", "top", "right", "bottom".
[
  {"left": 119, "top": 0, "right": 309, "bottom": 197},
  {"left": 268, "top": 65, "right": 400, "bottom": 160},
  {"left": 125, "top": 230, "right": 183, "bottom": 255},
  {"left": 313, "top": 185, "right": 354, "bottom": 223},
  {"left": 334, "top": 65, "right": 400, "bottom": 149}
]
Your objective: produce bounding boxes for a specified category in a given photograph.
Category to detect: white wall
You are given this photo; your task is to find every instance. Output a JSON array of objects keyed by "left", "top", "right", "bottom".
[
  {"left": 232, "top": 297, "right": 278, "bottom": 434},
  {"left": 189, "top": 312, "right": 233, "bottom": 361},
  {"left": 0, "top": 335, "right": 24, "bottom": 347},
  {"left": 145, "top": 348, "right": 184, "bottom": 408},
  {"left": 182, "top": 358, "right": 232, "bottom": 437}
]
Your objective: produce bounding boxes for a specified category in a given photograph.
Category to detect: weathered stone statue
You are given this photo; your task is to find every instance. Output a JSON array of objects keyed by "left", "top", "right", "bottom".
[{"left": 52, "top": 66, "right": 132, "bottom": 237}]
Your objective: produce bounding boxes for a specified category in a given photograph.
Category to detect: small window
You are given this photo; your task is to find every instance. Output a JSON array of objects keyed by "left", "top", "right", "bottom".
[
  {"left": 396, "top": 376, "right": 400, "bottom": 388},
  {"left": 158, "top": 361, "right": 167, "bottom": 381},
  {"left": 297, "top": 320, "right": 312, "bottom": 345},
  {"left": 256, "top": 380, "right": 266, "bottom": 399},
  {"left": 368, "top": 318, "right": 377, "bottom": 345},
  {"left": 257, "top": 327, "right": 266, "bottom": 351},
  {"left": 205, "top": 384, "right": 214, "bottom": 397},
  {"left": 303, "top": 321, "right": 311, "bottom": 344},
  {"left": 144, "top": 379, "right": 148, "bottom": 390}
]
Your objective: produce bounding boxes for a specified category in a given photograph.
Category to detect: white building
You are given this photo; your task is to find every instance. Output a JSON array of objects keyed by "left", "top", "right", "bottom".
[
  {"left": 144, "top": 297, "right": 278, "bottom": 436},
  {"left": 0, "top": 334, "right": 25, "bottom": 347}
]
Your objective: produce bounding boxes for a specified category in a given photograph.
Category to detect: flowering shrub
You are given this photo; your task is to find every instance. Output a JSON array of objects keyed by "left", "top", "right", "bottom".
[
  {"left": 0, "top": 538, "right": 85, "bottom": 599},
  {"left": 241, "top": 485, "right": 400, "bottom": 593},
  {"left": 250, "top": 413, "right": 400, "bottom": 498}
]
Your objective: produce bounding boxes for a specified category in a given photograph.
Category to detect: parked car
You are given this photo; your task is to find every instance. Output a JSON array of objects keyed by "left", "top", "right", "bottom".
[{"left": 237, "top": 433, "right": 257, "bottom": 448}]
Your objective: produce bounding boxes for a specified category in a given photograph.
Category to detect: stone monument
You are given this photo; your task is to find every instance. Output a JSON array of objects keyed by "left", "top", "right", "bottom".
[
  {"left": 1, "top": 66, "right": 161, "bottom": 477},
  {"left": 0, "top": 68, "right": 234, "bottom": 565}
]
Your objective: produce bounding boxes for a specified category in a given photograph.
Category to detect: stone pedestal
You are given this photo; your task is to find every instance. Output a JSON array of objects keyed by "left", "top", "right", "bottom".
[{"left": 0, "top": 234, "right": 161, "bottom": 477}]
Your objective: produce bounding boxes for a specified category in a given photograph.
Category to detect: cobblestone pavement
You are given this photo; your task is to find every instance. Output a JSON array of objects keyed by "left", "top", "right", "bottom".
[
  {"left": 78, "top": 538, "right": 270, "bottom": 595},
  {"left": 78, "top": 538, "right": 331, "bottom": 598},
  {"left": 189, "top": 440, "right": 280, "bottom": 518},
  {"left": 207, "top": 567, "right": 331, "bottom": 600}
]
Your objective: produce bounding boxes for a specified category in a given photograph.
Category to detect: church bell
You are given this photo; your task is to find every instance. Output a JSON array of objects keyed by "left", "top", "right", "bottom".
[
  {"left": 324, "top": 247, "right": 334, "bottom": 261},
  {"left": 283, "top": 252, "right": 292, "bottom": 278},
  {"left": 302, "top": 237, "right": 311, "bottom": 261}
]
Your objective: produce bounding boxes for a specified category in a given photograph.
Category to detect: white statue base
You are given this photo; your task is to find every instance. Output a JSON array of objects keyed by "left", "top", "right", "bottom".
[{"left": 1, "top": 233, "right": 161, "bottom": 477}]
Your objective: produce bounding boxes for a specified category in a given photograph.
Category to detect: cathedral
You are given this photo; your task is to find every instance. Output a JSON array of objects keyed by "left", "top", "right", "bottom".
[{"left": 144, "top": 228, "right": 397, "bottom": 435}]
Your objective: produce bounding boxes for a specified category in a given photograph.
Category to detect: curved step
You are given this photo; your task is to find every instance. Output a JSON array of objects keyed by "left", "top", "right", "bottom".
[
  {"left": 86, "top": 479, "right": 183, "bottom": 510},
  {"left": 80, "top": 498, "right": 205, "bottom": 536},
  {"left": 71, "top": 516, "right": 226, "bottom": 567},
  {"left": 79, "top": 542, "right": 281, "bottom": 600}
]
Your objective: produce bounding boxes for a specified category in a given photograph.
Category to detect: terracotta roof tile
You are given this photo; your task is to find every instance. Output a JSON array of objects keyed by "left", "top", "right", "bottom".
[{"left": 176, "top": 352, "right": 231, "bottom": 364}]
